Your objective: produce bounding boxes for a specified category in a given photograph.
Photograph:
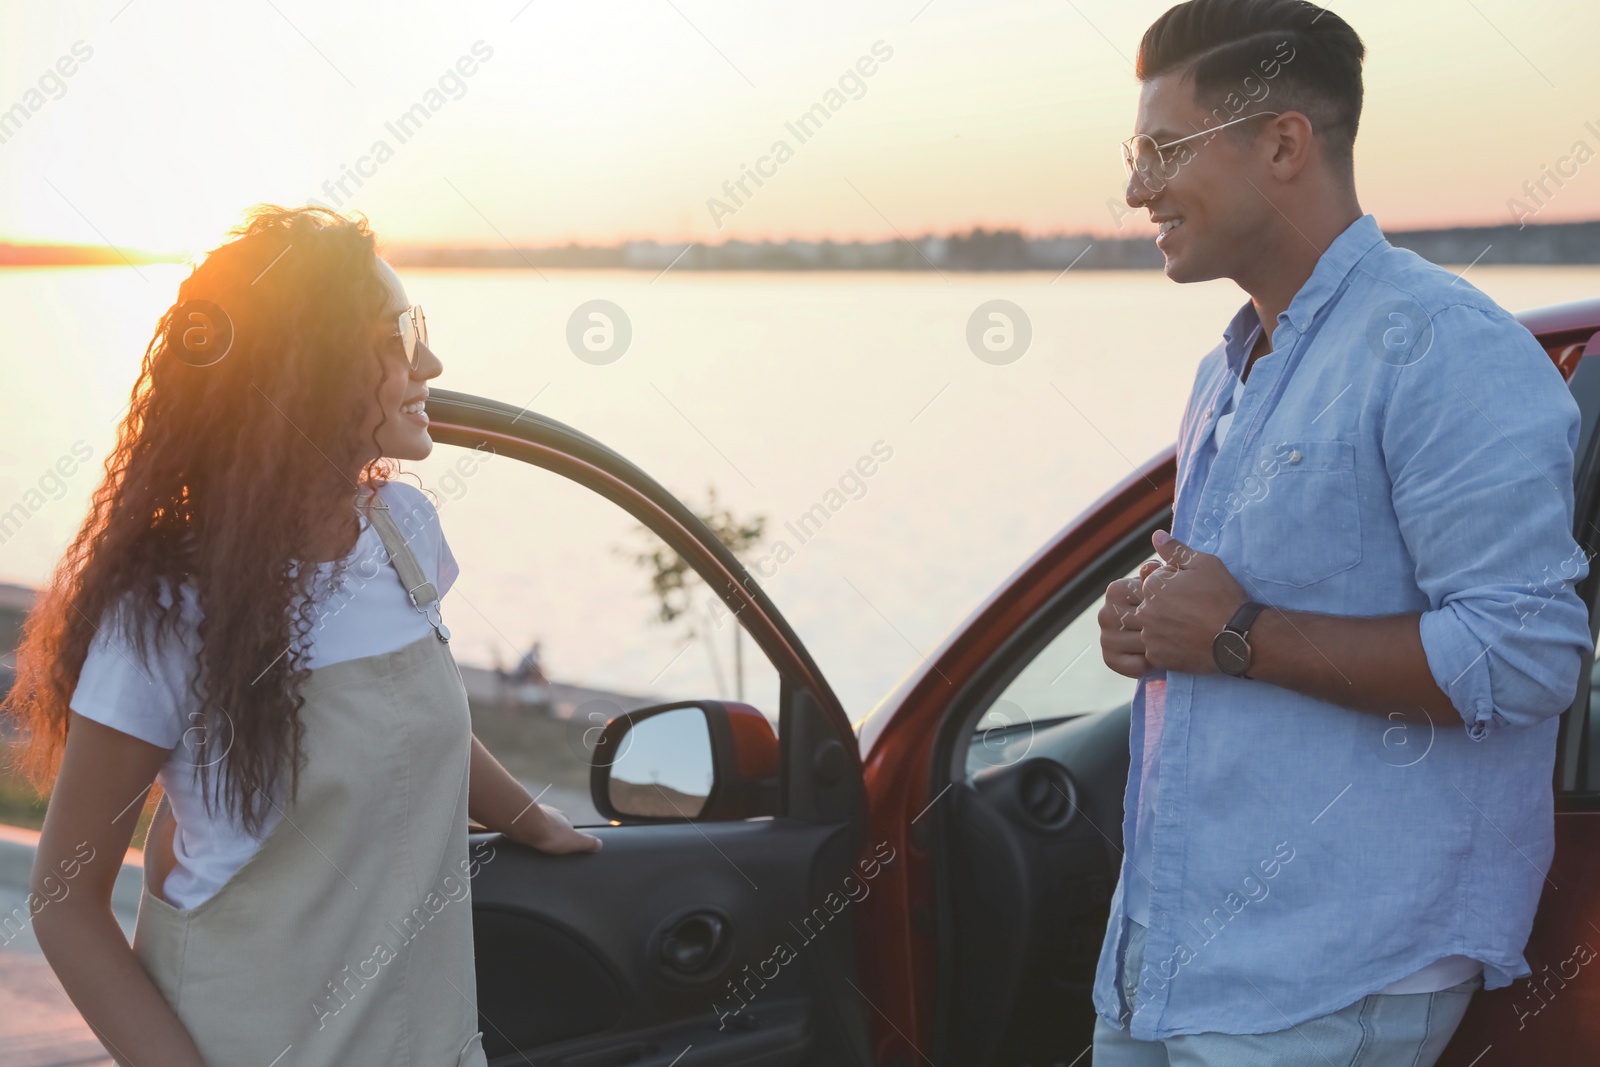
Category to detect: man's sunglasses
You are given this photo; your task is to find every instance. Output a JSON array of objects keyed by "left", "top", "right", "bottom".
[
  {"left": 1120, "top": 111, "right": 1281, "bottom": 188},
  {"left": 393, "top": 305, "right": 428, "bottom": 370}
]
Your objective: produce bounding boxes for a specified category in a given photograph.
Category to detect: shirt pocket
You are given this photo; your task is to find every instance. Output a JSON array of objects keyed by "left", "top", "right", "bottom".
[{"left": 1237, "top": 439, "right": 1362, "bottom": 588}]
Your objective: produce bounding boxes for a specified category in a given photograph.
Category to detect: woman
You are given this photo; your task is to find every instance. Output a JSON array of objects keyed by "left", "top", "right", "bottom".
[{"left": 2, "top": 205, "right": 600, "bottom": 1066}]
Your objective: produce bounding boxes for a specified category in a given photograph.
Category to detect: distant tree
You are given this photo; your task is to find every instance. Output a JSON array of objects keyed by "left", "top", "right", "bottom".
[{"left": 617, "top": 485, "right": 766, "bottom": 699}]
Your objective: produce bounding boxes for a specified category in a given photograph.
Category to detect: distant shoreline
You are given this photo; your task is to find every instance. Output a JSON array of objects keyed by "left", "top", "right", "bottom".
[{"left": 4, "top": 218, "right": 1598, "bottom": 272}]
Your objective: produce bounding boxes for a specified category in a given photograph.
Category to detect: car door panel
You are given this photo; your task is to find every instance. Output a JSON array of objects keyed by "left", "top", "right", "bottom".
[
  {"left": 1439, "top": 326, "right": 1600, "bottom": 1063},
  {"left": 419, "top": 391, "right": 871, "bottom": 1067},
  {"left": 1437, "top": 807, "right": 1600, "bottom": 1064},
  {"left": 469, "top": 821, "right": 857, "bottom": 1065},
  {"left": 944, "top": 705, "right": 1132, "bottom": 1064}
]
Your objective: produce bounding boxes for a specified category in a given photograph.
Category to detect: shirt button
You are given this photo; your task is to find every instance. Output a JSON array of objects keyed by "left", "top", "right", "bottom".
[
  {"left": 1204, "top": 407, "right": 1214, "bottom": 419},
  {"left": 1288, "top": 449, "right": 1302, "bottom": 463}
]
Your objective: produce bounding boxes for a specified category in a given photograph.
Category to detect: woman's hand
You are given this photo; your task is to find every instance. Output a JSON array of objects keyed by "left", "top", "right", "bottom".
[
  {"left": 510, "top": 803, "right": 604, "bottom": 855},
  {"left": 467, "top": 734, "right": 603, "bottom": 854},
  {"left": 32, "top": 714, "right": 210, "bottom": 1067}
]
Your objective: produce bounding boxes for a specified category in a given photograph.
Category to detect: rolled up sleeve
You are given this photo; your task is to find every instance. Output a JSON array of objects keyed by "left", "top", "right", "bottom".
[{"left": 1383, "top": 303, "right": 1591, "bottom": 737}]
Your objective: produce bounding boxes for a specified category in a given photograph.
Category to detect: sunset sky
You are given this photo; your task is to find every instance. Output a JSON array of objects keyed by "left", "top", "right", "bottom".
[{"left": 2, "top": 0, "right": 1598, "bottom": 255}]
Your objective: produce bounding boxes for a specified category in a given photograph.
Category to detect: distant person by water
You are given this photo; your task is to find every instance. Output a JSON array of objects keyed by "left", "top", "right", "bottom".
[{"left": 497, "top": 637, "right": 551, "bottom": 709}]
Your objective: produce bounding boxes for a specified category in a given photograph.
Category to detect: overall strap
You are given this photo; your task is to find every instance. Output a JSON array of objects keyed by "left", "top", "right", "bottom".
[{"left": 357, "top": 485, "right": 451, "bottom": 642}]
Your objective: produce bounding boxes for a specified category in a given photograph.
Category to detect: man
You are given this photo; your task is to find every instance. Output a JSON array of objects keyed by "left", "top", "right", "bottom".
[{"left": 1092, "top": 1, "right": 1591, "bottom": 1063}]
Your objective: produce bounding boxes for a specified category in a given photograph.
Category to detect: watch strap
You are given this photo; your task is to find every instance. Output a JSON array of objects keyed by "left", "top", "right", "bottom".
[{"left": 1225, "top": 600, "right": 1270, "bottom": 637}]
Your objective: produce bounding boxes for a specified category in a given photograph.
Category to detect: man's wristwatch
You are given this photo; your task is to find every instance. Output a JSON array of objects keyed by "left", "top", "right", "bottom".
[{"left": 1212, "top": 600, "right": 1270, "bottom": 678}]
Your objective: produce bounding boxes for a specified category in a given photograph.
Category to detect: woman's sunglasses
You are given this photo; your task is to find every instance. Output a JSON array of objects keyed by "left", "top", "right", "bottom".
[{"left": 394, "top": 305, "right": 428, "bottom": 370}]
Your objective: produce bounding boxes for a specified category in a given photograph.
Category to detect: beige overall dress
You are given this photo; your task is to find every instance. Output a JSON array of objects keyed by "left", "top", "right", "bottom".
[{"left": 132, "top": 487, "right": 488, "bottom": 1067}]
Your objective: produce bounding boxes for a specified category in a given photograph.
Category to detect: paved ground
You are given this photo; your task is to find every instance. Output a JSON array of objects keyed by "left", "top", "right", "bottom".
[
  {"left": 0, "top": 953, "right": 116, "bottom": 1067},
  {"left": 0, "top": 825, "right": 138, "bottom": 1067}
]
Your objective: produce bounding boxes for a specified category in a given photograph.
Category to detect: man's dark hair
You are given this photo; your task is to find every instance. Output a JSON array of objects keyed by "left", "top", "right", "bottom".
[{"left": 1138, "top": 0, "right": 1365, "bottom": 169}]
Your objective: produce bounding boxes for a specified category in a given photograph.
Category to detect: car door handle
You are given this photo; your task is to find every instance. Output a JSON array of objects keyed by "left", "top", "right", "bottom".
[{"left": 660, "top": 912, "right": 725, "bottom": 975}]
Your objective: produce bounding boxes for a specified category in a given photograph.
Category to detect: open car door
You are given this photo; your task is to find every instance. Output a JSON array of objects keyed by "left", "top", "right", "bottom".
[{"left": 419, "top": 390, "right": 874, "bottom": 1067}]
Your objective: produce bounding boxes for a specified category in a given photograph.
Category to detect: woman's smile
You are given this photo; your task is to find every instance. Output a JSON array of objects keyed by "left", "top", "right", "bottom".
[{"left": 400, "top": 391, "right": 429, "bottom": 425}]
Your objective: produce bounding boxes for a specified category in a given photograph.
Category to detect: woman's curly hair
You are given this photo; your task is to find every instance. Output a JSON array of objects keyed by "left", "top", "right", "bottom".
[{"left": 2, "top": 204, "right": 403, "bottom": 834}]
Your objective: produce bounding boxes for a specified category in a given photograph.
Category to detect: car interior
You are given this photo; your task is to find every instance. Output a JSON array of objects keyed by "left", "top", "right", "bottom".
[{"left": 930, "top": 516, "right": 1166, "bottom": 1066}]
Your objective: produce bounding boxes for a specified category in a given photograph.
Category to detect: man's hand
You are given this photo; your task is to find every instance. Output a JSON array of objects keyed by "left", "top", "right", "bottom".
[
  {"left": 1099, "top": 558, "right": 1163, "bottom": 678},
  {"left": 1135, "top": 529, "right": 1249, "bottom": 674}
]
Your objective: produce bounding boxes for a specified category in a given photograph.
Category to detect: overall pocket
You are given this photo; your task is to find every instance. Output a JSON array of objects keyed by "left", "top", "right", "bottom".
[
  {"left": 1237, "top": 439, "right": 1362, "bottom": 588},
  {"left": 456, "top": 1030, "right": 485, "bottom": 1066}
]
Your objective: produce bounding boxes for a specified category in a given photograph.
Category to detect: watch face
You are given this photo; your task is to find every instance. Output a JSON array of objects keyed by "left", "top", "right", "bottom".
[{"left": 1212, "top": 630, "right": 1251, "bottom": 676}]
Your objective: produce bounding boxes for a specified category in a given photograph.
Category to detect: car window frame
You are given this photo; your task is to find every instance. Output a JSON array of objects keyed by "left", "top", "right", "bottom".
[
  {"left": 1558, "top": 352, "right": 1600, "bottom": 802},
  {"left": 935, "top": 508, "right": 1170, "bottom": 787},
  {"left": 421, "top": 389, "right": 862, "bottom": 824}
]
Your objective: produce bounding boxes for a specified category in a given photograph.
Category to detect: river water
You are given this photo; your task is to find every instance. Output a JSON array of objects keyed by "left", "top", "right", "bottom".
[{"left": 4, "top": 264, "right": 1598, "bottom": 721}]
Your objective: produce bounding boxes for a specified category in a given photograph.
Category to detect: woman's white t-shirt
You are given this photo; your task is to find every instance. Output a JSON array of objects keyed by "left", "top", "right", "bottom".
[{"left": 69, "top": 481, "right": 459, "bottom": 909}]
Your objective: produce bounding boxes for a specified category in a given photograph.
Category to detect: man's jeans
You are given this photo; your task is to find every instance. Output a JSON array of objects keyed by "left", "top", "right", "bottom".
[{"left": 1092, "top": 920, "right": 1482, "bottom": 1067}]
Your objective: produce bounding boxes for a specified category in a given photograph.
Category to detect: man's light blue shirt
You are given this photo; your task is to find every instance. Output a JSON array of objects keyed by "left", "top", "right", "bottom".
[{"left": 1092, "top": 214, "right": 1592, "bottom": 1039}]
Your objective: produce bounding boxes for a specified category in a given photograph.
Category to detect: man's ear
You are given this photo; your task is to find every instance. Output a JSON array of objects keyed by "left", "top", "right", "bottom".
[{"left": 1266, "top": 110, "right": 1316, "bottom": 181}]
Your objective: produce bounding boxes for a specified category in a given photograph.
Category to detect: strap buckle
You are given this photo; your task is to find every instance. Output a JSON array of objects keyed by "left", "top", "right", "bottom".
[{"left": 409, "top": 582, "right": 450, "bottom": 643}]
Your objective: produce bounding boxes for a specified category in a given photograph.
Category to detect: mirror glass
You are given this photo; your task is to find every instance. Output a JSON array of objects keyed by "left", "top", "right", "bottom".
[{"left": 608, "top": 706, "right": 715, "bottom": 818}]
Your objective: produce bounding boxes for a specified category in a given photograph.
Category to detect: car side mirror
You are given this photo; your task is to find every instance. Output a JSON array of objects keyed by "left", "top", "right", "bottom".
[{"left": 589, "top": 700, "right": 779, "bottom": 824}]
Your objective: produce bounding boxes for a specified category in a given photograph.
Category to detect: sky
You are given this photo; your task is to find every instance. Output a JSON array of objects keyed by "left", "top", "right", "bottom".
[{"left": 2, "top": 0, "right": 1598, "bottom": 255}]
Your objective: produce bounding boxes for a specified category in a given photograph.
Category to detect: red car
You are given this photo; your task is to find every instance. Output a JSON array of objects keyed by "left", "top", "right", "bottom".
[{"left": 435, "top": 295, "right": 1600, "bottom": 1066}]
